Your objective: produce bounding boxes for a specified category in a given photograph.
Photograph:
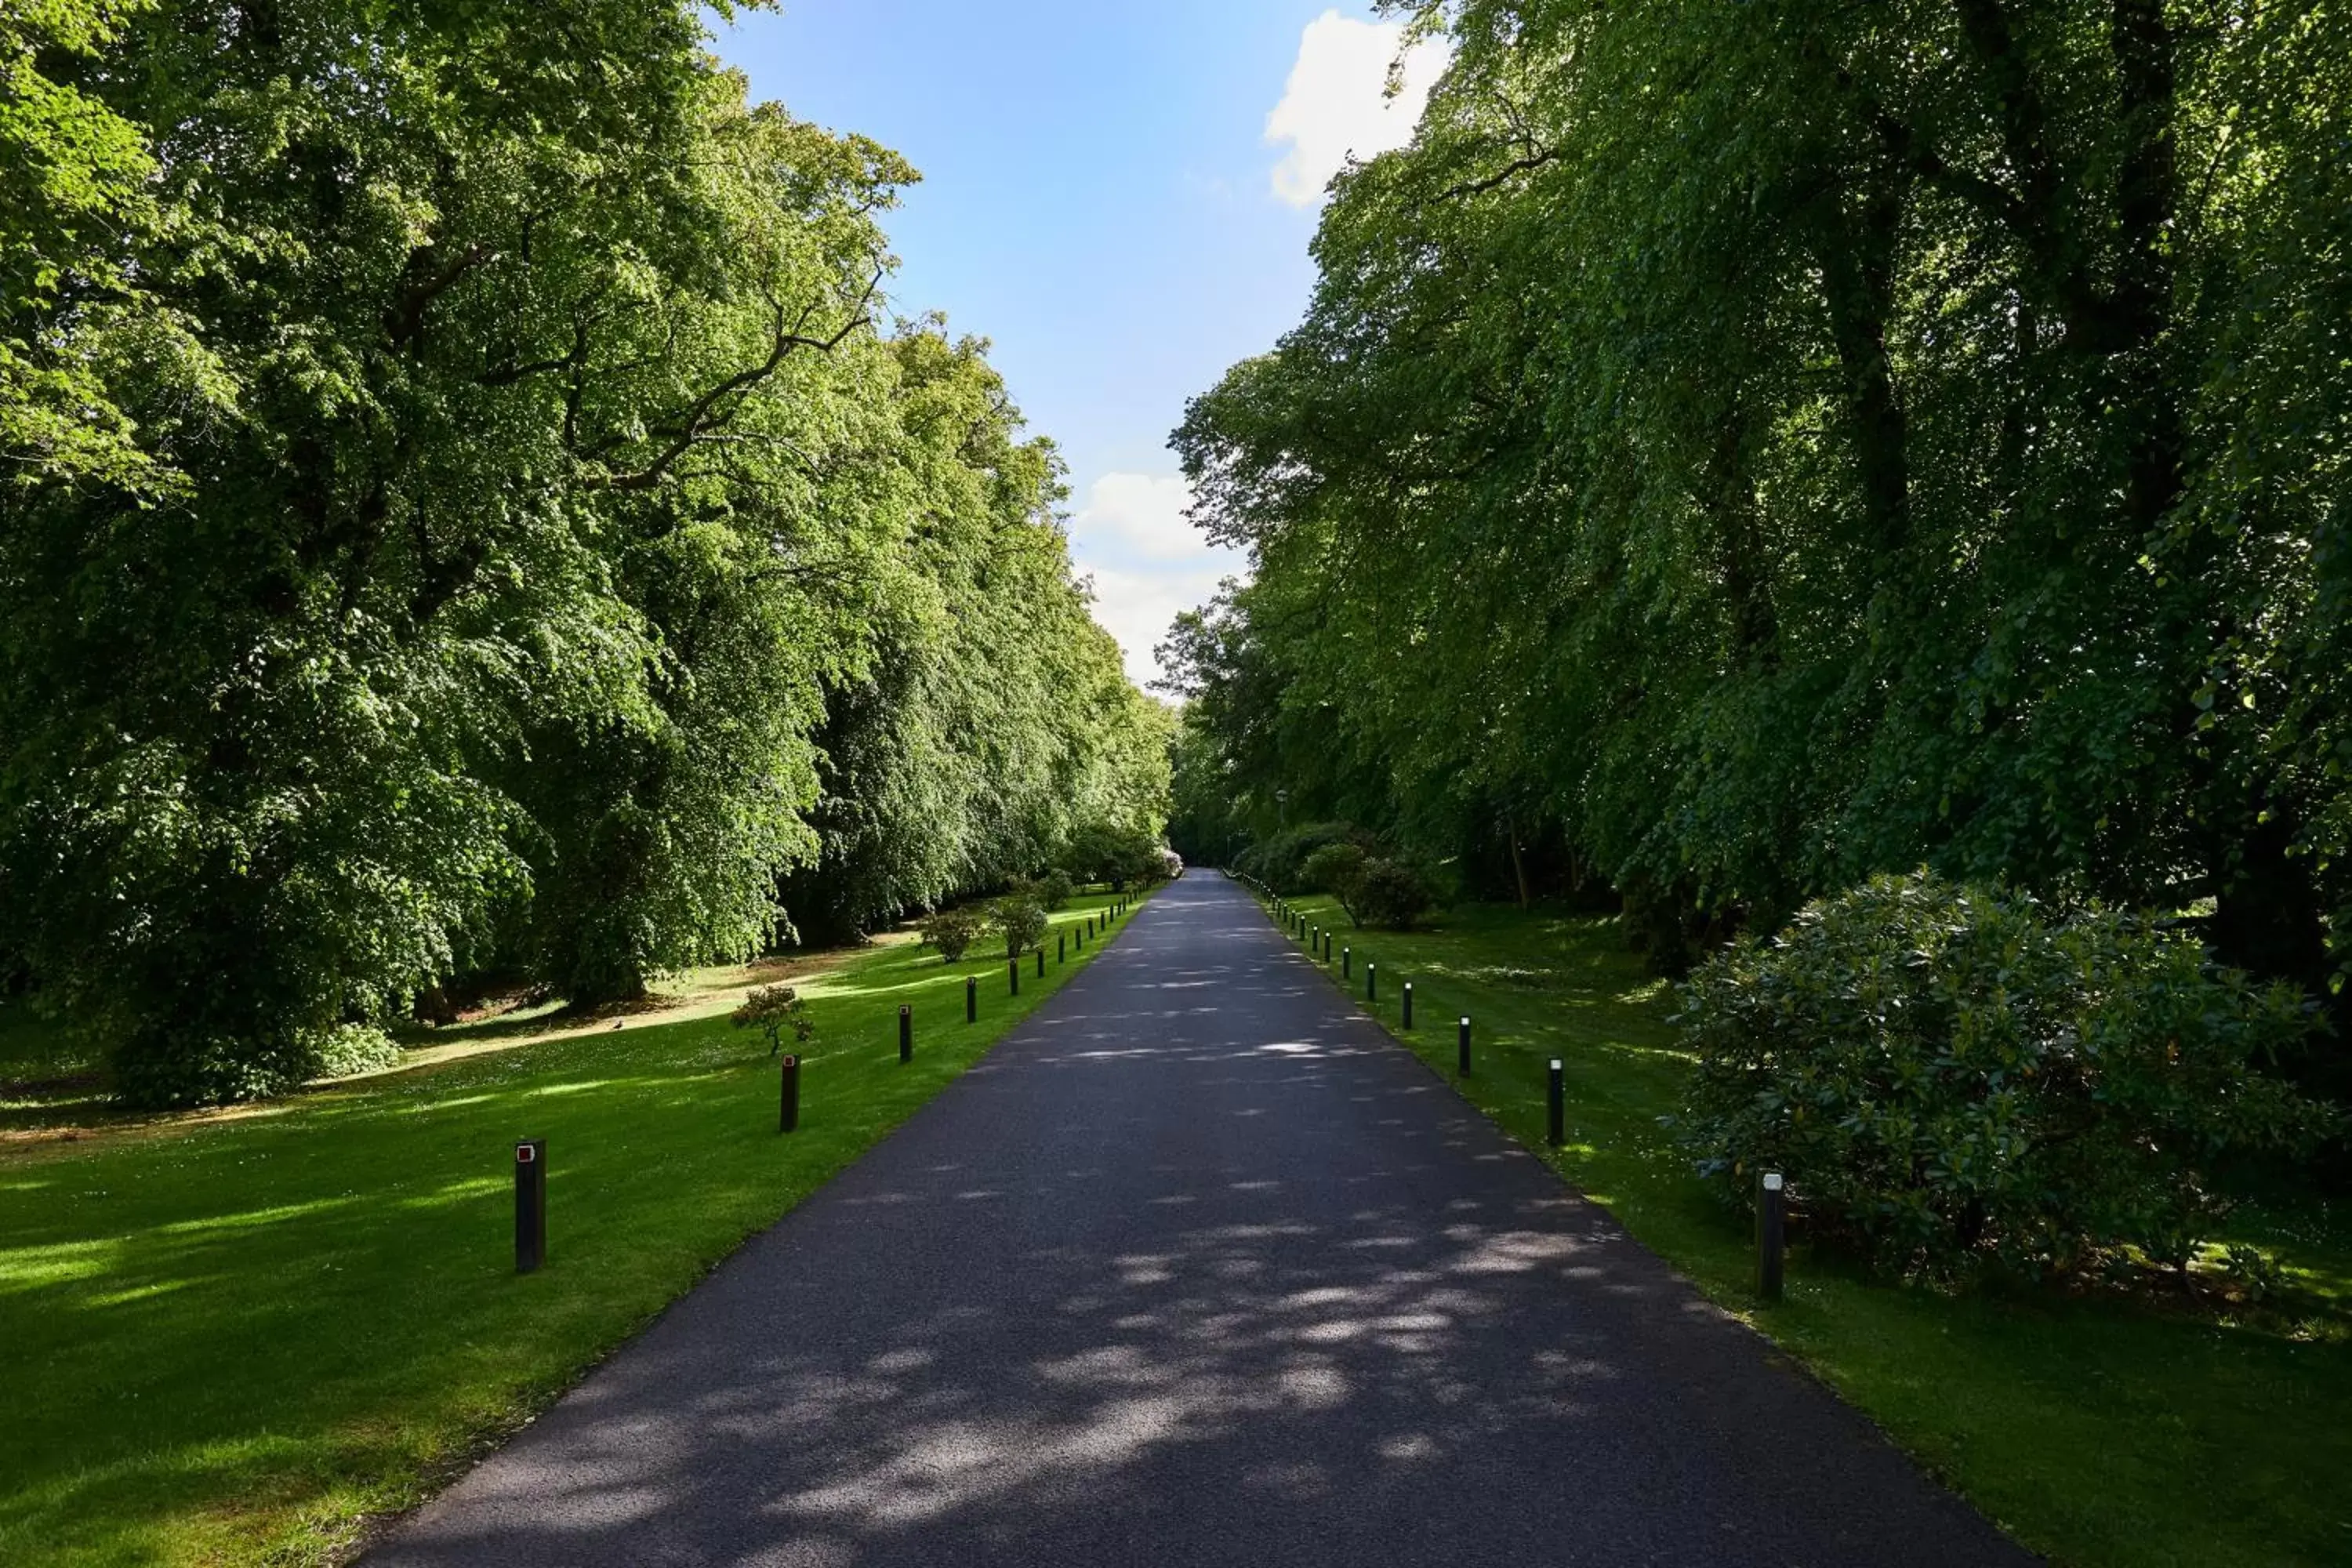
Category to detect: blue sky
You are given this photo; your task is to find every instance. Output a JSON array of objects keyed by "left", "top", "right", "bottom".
[{"left": 714, "top": 2, "right": 1446, "bottom": 684}]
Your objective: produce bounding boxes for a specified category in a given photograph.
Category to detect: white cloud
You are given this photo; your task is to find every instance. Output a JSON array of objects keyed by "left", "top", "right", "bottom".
[
  {"left": 1068, "top": 471, "right": 1246, "bottom": 688},
  {"left": 1265, "top": 9, "right": 1448, "bottom": 208},
  {"left": 1073, "top": 471, "right": 1201, "bottom": 560}
]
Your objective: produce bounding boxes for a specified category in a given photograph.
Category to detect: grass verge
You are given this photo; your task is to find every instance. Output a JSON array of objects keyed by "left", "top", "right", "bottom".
[
  {"left": 0, "top": 890, "right": 1149, "bottom": 1567},
  {"left": 1263, "top": 891, "right": 2352, "bottom": 1568}
]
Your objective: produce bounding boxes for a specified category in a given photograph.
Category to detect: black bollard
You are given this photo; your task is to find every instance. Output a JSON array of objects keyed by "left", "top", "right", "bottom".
[
  {"left": 1548, "top": 1058, "right": 1565, "bottom": 1147},
  {"left": 1758, "top": 1172, "right": 1786, "bottom": 1301},
  {"left": 779, "top": 1054, "right": 801, "bottom": 1133},
  {"left": 965, "top": 975, "right": 977, "bottom": 1024},
  {"left": 1403, "top": 982, "right": 1414, "bottom": 1029},
  {"left": 1366, "top": 963, "right": 1376, "bottom": 1003},
  {"left": 1058, "top": 933, "right": 1065, "bottom": 964},
  {"left": 514, "top": 1138, "right": 546, "bottom": 1274},
  {"left": 1342, "top": 946, "right": 1352, "bottom": 980},
  {"left": 1457, "top": 1016, "right": 1472, "bottom": 1076},
  {"left": 1036, "top": 947, "right": 1046, "bottom": 978},
  {"left": 1010, "top": 956, "right": 1020, "bottom": 997},
  {"left": 899, "top": 1004, "right": 913, "bottom": 1063}
]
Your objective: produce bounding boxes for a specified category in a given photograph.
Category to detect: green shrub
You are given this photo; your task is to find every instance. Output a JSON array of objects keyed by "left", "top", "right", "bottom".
[
  {"left": 1673, "top": 873, "right": 2333, "bottom": 1280},
  {"left": 307, "top": 1024, "right": 405, "bottom": 1080},
  {"left": 918, "top": 908, "right": 985, "bottom": 963},
  {"left": 1352, "top": 858, "right": 1436, "bottom": 929},
  {"left": 731, "top": 985, "right": 814, "bottom": 1056},
  {"left": 1302, "top": 841, "right": 1432, "bottom": 929},
  {"left": 989, "top": 895, "right": 1049, "bottom": 960},
  {"left": 1301, "top": 841, "right": 1369, "bottom": 919},
  {"left": 1033, "top": 869, "right": 1077, "bottom": 911},
  {"left": 1236, "top": 822, "right": 1356, "bottom": 893}
]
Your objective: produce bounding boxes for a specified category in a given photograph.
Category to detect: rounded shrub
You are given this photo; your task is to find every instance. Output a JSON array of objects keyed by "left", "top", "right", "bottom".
[
  {"left": 989, "top": 895, "right": 1049, "bottom": 960},
  {"left": 1033, "top": 869, "right": 1077, "bottom": 912},
  {"left": 1673, "top": 873, "right": 2333, "bottom": 1279},
  {"left": 917, "top": 908, "right": 985, "bottom": 963}
]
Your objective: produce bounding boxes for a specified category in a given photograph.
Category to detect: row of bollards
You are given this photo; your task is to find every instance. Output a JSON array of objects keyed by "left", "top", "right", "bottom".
[
  {"left": 1266, "top": 884, "right": 1791, "bottom": 1305},
  {"left": 510, "top": 897, "right": 1157, "bottom": 1275}
]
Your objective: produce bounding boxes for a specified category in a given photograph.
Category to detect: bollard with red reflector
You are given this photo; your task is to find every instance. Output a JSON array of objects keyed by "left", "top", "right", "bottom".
[
  {"left": 779, "top": 1054, "right": 801, "bottom": 1134},
  {"left": 514, "top": 1139, "right": 546, "bottom": 1274}
]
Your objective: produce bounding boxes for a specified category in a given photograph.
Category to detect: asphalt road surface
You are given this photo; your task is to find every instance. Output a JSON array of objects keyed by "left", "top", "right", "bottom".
[{"left": 368, "top": 871, "right": 2031, "bottom": 1567}]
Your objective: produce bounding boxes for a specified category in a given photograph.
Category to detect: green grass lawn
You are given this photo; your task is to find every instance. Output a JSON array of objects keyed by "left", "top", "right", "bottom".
[
  {"left": 0, "top": 890, "right": 1149, "bottom": 1568},
  {"left": 1266, "top": 891, "right": 2352, "bottom": 1568}
]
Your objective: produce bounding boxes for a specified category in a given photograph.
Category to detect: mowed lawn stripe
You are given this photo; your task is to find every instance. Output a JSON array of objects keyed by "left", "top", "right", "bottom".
[{"left": 1264, "top": 890, "right": 2352, "bottom": 1568}]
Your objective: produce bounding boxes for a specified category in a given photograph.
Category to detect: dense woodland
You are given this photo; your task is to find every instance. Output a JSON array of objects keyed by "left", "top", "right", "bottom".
[
  {"left": 0, "top": 0, "right": 1171, "bottom": 1105},
  {"left": 1166, "top": 0, "right": 2352, "bottom": 1082}
]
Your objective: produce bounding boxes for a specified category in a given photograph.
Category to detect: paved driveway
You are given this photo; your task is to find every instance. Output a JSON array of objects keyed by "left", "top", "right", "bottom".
[{"left": 368, "top": 872, "right": 2031, "bottom": 1566}]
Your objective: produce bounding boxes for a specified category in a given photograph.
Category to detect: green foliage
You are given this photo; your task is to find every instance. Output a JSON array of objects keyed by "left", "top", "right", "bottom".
[
  {"left": 1032, "top": 869, "right": 1077, "bottom": 912},
  {"left": 1674, "top": 874, "right": 2335, "bottom": 1279},
  {"left": 989, "top": 894, "right": 1049, "bottom": 960},
  {"left": 1167, "top": 0, "right": 2352, "bottom": 1065},
  {"left": 1301, "top": 841, "right": 1369, "bottom": 916},
  {"left": 0, "top": 0, "right": 1168, "bottom": 1103},
  {"left": 1303, "top": 840, "right": 1436, "bottom": 930},
  {"left": 1234, "top": 822, "right": 1358, "bottom": 895},
  {"left": 1061, "top": 820, "right": 1167, "bottom": 892},
  {"left": 307, "top": 1024, "right": 404, "bottom": 1081},
  {"left": 917, "top": 909, "right": 985, "bottom": 964},
  {"left": 731, "top": 985, "right": 813, "bottom": 1057},
  {"left": 1352, "top": 858, "right": 1437, "bottom": 931}
]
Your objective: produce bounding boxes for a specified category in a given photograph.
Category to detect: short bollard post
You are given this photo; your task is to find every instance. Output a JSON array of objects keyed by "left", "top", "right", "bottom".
[
  {"left": 1058, "top": 933, "right": 1066, "bottom": 963},
  {"left": 1547, "top": 1059, "right": 1566, "bottom": 1147},
  {"left": 899, "top": 1004, "right": 913, "bottom": 1063},
  {"left": 1457, "top": 1016, "right": 1472, "bottom": 1076},
  {"left": 1010, "top": 956, "right": 1021, "bottom": 996},
  {"left": 1758, "top": 1173, "right": 1786, "bottom": 1301},
  {"left": 965, "top": 975, "right": 978, "bottom": 1024},
  {"left": 1403, "top": 982, "right": 1414, "bottom": 1029},
  {"left": 1036, "top": 947, "right": 1045, "bottom": 978},
  {"left": 779, "top": 1054, "right": 801, "bottom": 1134},
  {"left": 1087, "top": 917, "right": 1095, "bottom": 940},
  {"left": 514, "top": 1138, "right": 546, "bottom": 1274},
  {"left": 1342, "top": 946, "right": 1352, "bottom": 980},
  {"left": 1366, "top": 963, "right": 1377, "bottom": 1003}
]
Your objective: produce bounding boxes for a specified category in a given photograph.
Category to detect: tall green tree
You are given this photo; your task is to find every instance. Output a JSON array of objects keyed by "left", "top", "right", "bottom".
[
  {"left": 1175, "top": 0, "right": 2352, "bottom": 1035},
  {"left": 0, "top": 0, "right": 1171, "bottom": 1102}
]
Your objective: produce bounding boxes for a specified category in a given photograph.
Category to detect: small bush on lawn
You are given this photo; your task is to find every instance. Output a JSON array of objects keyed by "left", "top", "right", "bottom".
[
  {"left": 1301, "top": 841, "right": 1369, "bottom": 918},
  {"left": 918, "top": 908, "right": 986, "bottom": 963},
  {"left": 1353, "top": 858, "right": 1436, "bottom": 928},
  {"left": 1033, "top": 869, "right": 1077, "bottom": 911},
  {"left": 1673, "top": 873, "right": 2334, "bottom": 1281},
  {"left": 308, "top": 1024, "right": 404, "bottom": 1080},
  {"left": 731, "top": 985, "right": 814, "bottom": 1056},
  {"left": 990, "top": 895, "right": 1049, "bottom": 960},
  {"left": 1304, "top": 841, "right": 1434, "bottom": 930}
]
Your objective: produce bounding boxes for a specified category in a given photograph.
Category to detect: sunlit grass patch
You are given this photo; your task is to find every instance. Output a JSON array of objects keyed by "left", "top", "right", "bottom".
[{"left": 0, "top": 889, "right": 1151, "bottom": 1567}]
